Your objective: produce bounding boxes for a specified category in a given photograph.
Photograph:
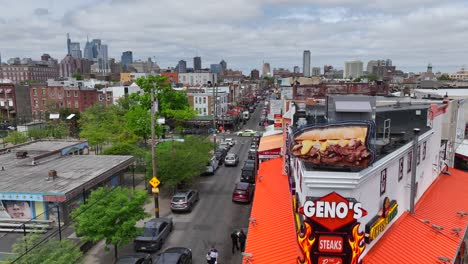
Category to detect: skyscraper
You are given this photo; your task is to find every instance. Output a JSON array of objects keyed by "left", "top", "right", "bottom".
[
  {"left": 293, "top": 66, "right": 300, "bottom": 74},
  {"left": 303, "top": 50, "right": 311, "bottom": 77},
  {"left": 210, "top": 64, "right": 222, "bottom": 75},
  {"left": 97, "top": 44, "right": 109, "bottom": 73},
  {"left": 312, "top": 67, "right": 321, "bottom": 76},
  {"left": 83, "top": 37, "right": 94, "bottom": 60},
  {"left": 121, "top": 51, "right": 133, "bottom": 66},
  {"left": 344, "top": 60, "right": 363, "bottom": 79},
  {"left": 177, "top": 60, "right": 187, "bottom": 73},
  {"left": 194, "top": 56, "right": 201, "bottom": 71},
  {"left": 70, "top": 42, "right": 82, "bottom": 59},
  {"left": 262, "top": 62, "right": 271, "bottom": 77},
  {"left": 220, "top": 60, "right": 227, "bottom": 72},
  {"left": 67, "top": 33, "right": 71, "bottom": 54}
]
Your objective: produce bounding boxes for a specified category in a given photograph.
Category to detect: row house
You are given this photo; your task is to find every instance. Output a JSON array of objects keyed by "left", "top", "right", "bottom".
[
  {"left": 30, "top": 85, "right": 112, "bottom": 120},
  {"left": 187, "top": 89, "right": 228, "bottom": 117},
  {"left": 0, "top": 82, "right": 32, "bottom": 123},
  {"left": 0, "top": 64, "right": 59, "bottom": 84}
]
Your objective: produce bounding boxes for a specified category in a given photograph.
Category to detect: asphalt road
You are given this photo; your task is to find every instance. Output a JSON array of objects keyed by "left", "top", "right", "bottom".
[{"left": 83, "top": 103, "right": 265, "bottom": 264}]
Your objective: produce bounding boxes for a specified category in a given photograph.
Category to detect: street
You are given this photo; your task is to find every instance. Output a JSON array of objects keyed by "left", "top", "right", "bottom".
[{"left": 84, "top": 104, "right": 264, "bottom": 264}]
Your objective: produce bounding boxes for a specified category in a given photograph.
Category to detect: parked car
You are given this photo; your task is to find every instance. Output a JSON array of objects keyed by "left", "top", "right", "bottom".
[
  {"left": 241, "top": 161, "right": 257, "bottom": 183},
  {"left": 204, "top": 156, "right": 219, "bottom": 175},
  {"left": 215, "top": 148, "right": 228, "bottom": 164},
  {"left": 155, "top": 247, "right": 192, "bottom": 264},
  {"left": 224, "top": 138, "right": 236, "bottom": 146},
  {"left": 236, "top": 129, "right": 257, "bottom": 137},
  {"left": 116, "top": 254, "right": 153, "bottom": 264},
  {"left": 134, "top": 218, "right": 173, "bottom": 252},
  {"left": 232, "top": 182, "right": 255, "bottom": 203},
  {"left": 224, "top": 153, "right": 239, "bottom": 167},
  {"left": 219, "top": 142, "right": 231, "bottom": 150},
  {"left": 170, "top": 190, "right": 199, "bottom": 213}
]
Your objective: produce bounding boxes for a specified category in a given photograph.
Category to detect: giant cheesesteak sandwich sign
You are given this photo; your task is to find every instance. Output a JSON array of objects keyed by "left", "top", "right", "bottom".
[{"left": 290, "top": 122, "right": 375, "bottom": 168}]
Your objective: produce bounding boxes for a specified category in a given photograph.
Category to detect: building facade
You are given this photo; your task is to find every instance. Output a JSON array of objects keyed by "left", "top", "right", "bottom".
[
  {"left": 178, "top": 73, "right": 217, "bottom": 86},
  {"left": 312, "top": 67, "right": 321, "bottom": 77},
  {"left": 187, "top": 90, "right": 228, "bottom": 117},
  {"left": 344, "top": 60, "right": 364, "bottom": 79},
  {"left": 194, "top": 56, "right": 202, "bottom": 71},
  {"left": 250, "top": 69, "right": 260, "bottom": 80},
  {"left": 303, "top": 50, "right": 311, "bottom": 77},
  {"left": 220, "top": 60, "right": 227, "bottom": 72},
  {"left": 177, "top": 60, "right": 187, "bottom": 73},
  {"left": 262, "top": 63, "right": 271, "bottom": 77},
  {"left": 121, "top": 51, "right": 133, "bottom": 66},
  {"left": 0, "top": 64, "right": 59, "bottom": 84}
]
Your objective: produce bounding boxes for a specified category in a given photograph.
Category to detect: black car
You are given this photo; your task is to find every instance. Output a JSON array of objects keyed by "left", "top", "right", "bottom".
[
  {"left": 241, "top": 162, "right": 257, "bottom": 184},
  {"left": 134, "top": 218, "right": 173, "bottom": 252},
  {"left": 156, "top": 247, "right": 192, "bottom": 264},
  {"left": 214, "top": 148, "right": 228, "bottom": 164},
  {"left": 116, "top": 254, "right": 153, "bottom": 264}
]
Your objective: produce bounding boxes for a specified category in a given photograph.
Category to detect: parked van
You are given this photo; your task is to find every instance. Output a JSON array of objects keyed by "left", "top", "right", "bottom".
[{"left": 241, "top": 160, "right": 257, "bottom": 183}]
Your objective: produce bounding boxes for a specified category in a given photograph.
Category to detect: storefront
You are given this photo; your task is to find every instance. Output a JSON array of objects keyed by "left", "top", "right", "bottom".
[{"left": 257, "top": 134, "right": 283, "bottom": 163}]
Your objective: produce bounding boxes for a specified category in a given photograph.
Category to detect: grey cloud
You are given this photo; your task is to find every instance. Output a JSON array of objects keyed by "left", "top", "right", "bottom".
[{"left": 34, "top": 8, "right": 49, "bottom": 16}]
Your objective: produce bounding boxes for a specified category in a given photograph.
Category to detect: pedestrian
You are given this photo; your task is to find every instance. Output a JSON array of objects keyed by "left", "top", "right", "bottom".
[
  {"left": 207, "top": 245, "right": 218, "bottom": 264},
  {"left": 231, "top": 230, "right": 240, "bottom": 254},
  {"left": 238, "top": 229, "right": 247, "bottom": 252}
]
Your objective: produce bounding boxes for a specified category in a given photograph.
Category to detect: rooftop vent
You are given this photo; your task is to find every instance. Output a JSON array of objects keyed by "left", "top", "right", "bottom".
[{"left": 15, "top": 151, "right": 28, "bottom": 159}]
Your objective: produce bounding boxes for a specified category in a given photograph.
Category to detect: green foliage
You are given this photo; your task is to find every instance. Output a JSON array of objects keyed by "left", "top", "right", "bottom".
[
  {"left": 124, "top": 104, "right": 151, "bottom": 142},
  {"left": 147, "top": 136, "right": 213, "bottom": 187},
  {"left": 102, "top": 141, "right": 147, "bottom": 163},
  {"left": 27, "top": 128, "right": 49, "bottom": 139},
  {"left": 72, "top": 73, "right": 83, "bottom": 80},
  {"left": 4, "top": 131, "right": 28, "bottom": 145},
  {"left": 9, "top": 234, "right": 82, "bottom": 264},
  {"left": 353, "top": 77, "right": 362, "bottom": 82},
  {"left": 71, "top": 187, "right": 149, "bottom": 249},
  {"left": 79, "top": 104, "right": 126, "bottom": 154},
  {"left": 438, "top": 74, "right": 451, "bottom": 81},
  {"left": 47, "top": 121, "right": 69, "bottom": 139}
]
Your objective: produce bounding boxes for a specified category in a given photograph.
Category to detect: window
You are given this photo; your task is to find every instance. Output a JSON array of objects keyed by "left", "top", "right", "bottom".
[
  {"left": 203, "top": 97, "right": 206, "bottom": 104},
  {"left": 42, "top": 99, "right": 46, "bottom": 106},
  {"left": 42, "top": 89, "right": 46, "bottom": 95},
  {"left": 74, "top": 91, "right": 78, "bottom": 97},
  {"left": 398, "top": 157, "right": 404, "bottom": 182},
  {"left": 423, "top": 142, "right": 427, "bottom": 160},
  {"left": 34, "top": 100, "right": 38, "bottom": 107},
  {"left": 417, "top": 145, "right": 421, "bottom": 165},
  {"left": 380, "top": 168, "right": 387, "bottom": 196},
  {"left": 98, "top": 95, "right": 103, "bottom": 101},
  {"left": 74, "top": 101, "right": 79, "bottom": 108},
  {"left": 33, "top": 88, "right": 37, "bottom": 95},
  {"left": 407, "top": 151, "right": 412, "bottom": 173},
  {"left": 66, "top": 91, "right": 70, "bottom": 97}
]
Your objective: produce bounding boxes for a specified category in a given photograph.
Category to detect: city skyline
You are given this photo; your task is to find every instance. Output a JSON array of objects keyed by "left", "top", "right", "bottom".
[{"left": 0, "top": 0, "right": 467, "bottom": 73}]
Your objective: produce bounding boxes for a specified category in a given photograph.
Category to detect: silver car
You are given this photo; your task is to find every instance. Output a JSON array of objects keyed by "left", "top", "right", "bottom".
[
  {"left": 170, "top": 190, "right": 200, "bottom": 213},
  {"left": 224, "top": 153, "right": 239, "bottom": 167},
  {"left": 134, "top": 218, "right": 173, "bottom": 252}
]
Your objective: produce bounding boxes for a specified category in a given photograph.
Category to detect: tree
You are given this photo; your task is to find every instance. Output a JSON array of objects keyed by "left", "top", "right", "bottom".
[
  {"left": 71, "top": 187, "right": 149, "bottom": 261},
  {"left": 7, "top": 234, "right": 82, "bottom": 264},
  {"left": 72, "top": 73, "right": 83, "bottom": 80},
  {"left": 148, "top": 136, "right": 213, "bottom": 188},
  {"left": 4, "top": 131, "right": 28, "bottom": 145},
  {"left": 438, "top": 74, "right": 451, "bottom": 81},
  {"left": 124, "top": 104, "right": 151, "bottom": 143}
]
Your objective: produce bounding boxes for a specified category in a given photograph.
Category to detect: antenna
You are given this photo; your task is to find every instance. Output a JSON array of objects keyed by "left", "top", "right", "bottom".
[{"left": 431, "top": 224, "right": 444, "bottom": 231}]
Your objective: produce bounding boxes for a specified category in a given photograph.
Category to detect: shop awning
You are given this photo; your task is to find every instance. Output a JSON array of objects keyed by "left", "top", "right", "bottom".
[
  {"left": 363, "top": 168, "right": 468, "bottom": 264},
  {"left": 257, "top": 134, "right": 283, "bottom": 152},
  {"left": 243, "top": 158, "right": 301, "bottom": 264}
]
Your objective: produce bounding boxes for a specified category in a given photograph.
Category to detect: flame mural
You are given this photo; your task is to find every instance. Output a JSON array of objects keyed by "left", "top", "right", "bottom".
[
  {"left": 297, "top": 221, "right": 315, "bottom": 264},
  {"left": 349, "top": 223, "right": 366, "bottom": 264}
]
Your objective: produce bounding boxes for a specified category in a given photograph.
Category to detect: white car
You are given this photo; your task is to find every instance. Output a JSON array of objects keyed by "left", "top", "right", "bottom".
[
  {"left": 224, "top": 138, "right": 236, "bottom": 146},
  {"left": 236, "top": 129, "right": 256, "bottom": 137}
]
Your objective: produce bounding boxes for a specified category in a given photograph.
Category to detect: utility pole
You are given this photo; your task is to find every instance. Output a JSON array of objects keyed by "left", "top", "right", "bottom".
[
  {"left": 212, "top": 84, "right": 217, "bottom": 151},
  {"left": 150, "top": 86, "right": 160, "bottom": 218}
]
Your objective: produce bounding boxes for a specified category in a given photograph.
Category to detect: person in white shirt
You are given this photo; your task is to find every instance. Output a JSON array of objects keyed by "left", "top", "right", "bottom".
[{"left": 207, "top": 246, "right": 218, "bottom": 264}]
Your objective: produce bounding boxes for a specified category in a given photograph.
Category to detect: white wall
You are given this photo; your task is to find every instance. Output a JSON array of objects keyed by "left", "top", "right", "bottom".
[{"left": 179, "top": 73, "right": 217, "bottom": 86}]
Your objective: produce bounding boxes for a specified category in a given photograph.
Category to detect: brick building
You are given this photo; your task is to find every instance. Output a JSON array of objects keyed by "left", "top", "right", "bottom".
[
  {"left": 30, "top": 85, "right": 111, "bottom": 120},
  {"left": 0, "top": 82, "right": 32, "bottom": 123},
  {"left": 0, "top": 64, "right": 59, "bottom": 84}
]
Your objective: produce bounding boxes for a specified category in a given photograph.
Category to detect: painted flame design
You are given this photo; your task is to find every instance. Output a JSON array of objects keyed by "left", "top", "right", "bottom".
[
  {"left": 297, "top": 221, "right": 315, "bottom": 264},
  {"left": 349, "top": 223, "right": 366, "bottom": 264}
]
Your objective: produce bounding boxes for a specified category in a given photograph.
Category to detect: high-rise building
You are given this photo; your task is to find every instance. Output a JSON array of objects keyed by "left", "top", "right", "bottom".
[
  {"left": 177, "top": 60, "right": 187, "bottom": 73},
  {"left": 59, "top": 54, "right": 78, "bottom": 78},
  {"left": 70, "top": 42, "right": 82, "bottom": 59},
  {"left": 91, "top": 39, "right": 102, "bottom": 59},
  {"left": 67, "top": 33, "right": 71, "bottom": 54},
  {"left": 83, "top": 37, "right": 93, "bottom": 60},
  {"left": 220, "top": 60, "right": 227, "bottom": 72},
  {"left": 344, "top": 60, "right": 364, "bottom": 79},
  {"left": 262, "top": 62, "right": 271, "bottom": 77},
  {"left": 121, "top": 51, "right": 133, "bottom": 66},
  {"left": 251, "top": 69, "right": 260, "bottom": 79},
  {"left": 97, "top": 44, "right": 109, "bottom": 73},
  {"left": 293, "top": 66, "right": 300, "bottom": 74},
  {"left": 303, "top": 50, "right": 311, "bottom": 77},
  {"left": 210, "top": 64, "right": 222, "bottom": 75},
  {"left": 194, "top": 56, "right": 202, "bottom": 71},
  {"left": 312, "top": 67, "right": 321, "bottom": 77}
]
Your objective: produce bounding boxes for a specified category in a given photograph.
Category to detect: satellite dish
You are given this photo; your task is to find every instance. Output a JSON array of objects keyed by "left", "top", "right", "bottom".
[
  {"left": 66, "top": 114, "right": 76, "bottom": 120},
  {"left": 49, "top": 113, "right": 60, "bottom": 119}
]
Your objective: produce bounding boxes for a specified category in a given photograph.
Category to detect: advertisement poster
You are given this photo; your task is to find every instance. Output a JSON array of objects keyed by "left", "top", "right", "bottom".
[
  {"left": 274, "top": 114, "right": 283, "bottom": 130},
  {"left": 1, "top": 201, "right": 32, "bottom": 219},
  {"left": 294, "top": 192, "right": 367, "bottom": 264},
  {"left": 290, "top": 122, "right": 375, "bottom": 169}
]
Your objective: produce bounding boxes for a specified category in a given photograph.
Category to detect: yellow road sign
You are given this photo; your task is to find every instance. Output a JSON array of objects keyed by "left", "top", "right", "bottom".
[{"left": 149, "top": 176, "right": 160, "bottom": 188}]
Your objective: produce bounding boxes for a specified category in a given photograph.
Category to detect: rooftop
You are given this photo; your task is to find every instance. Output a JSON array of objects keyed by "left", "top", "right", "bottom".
[
  {"left": 0, "top": 140, "right": 134, "bottom": 200},
  {"left": 363, "top": 168, "right": 468, "bottom": 263}
]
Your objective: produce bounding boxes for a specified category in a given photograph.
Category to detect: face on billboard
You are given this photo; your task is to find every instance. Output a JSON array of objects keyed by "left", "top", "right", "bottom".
[
  {"left": 3, "top": 201, "right": 31, "bottom": 219},
  {"left": 290, "top": 122, "right": 375, "bottom": 169}
]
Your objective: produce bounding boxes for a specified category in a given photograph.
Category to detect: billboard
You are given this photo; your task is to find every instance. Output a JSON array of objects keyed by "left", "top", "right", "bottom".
[
  {"left": 290, "top": 121, "right": 375, "bottom": 169},
  {"left": 295, "top": 192, "right": 367, "bottom": 264}
]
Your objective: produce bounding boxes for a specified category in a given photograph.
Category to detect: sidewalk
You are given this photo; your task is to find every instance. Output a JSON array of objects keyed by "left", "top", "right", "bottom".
[{"left": 83, "top": 179, "right": 173, "bottom": 263}]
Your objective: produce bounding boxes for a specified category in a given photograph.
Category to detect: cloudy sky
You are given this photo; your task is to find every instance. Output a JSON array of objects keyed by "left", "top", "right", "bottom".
[{"left": 0, "top": 0, "right": 467, "bottom": 73}]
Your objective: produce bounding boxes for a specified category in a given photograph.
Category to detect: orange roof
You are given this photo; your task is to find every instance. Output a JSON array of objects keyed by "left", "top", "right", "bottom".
[
  {"left": 364, "top": 168, "right": 468, "bottom": 264},
  {"left": 257, "top": 134, "right": 283, "bottom": 152},
  {"left": 243, "top": 158, "right": 301, "bottom": 264}
]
